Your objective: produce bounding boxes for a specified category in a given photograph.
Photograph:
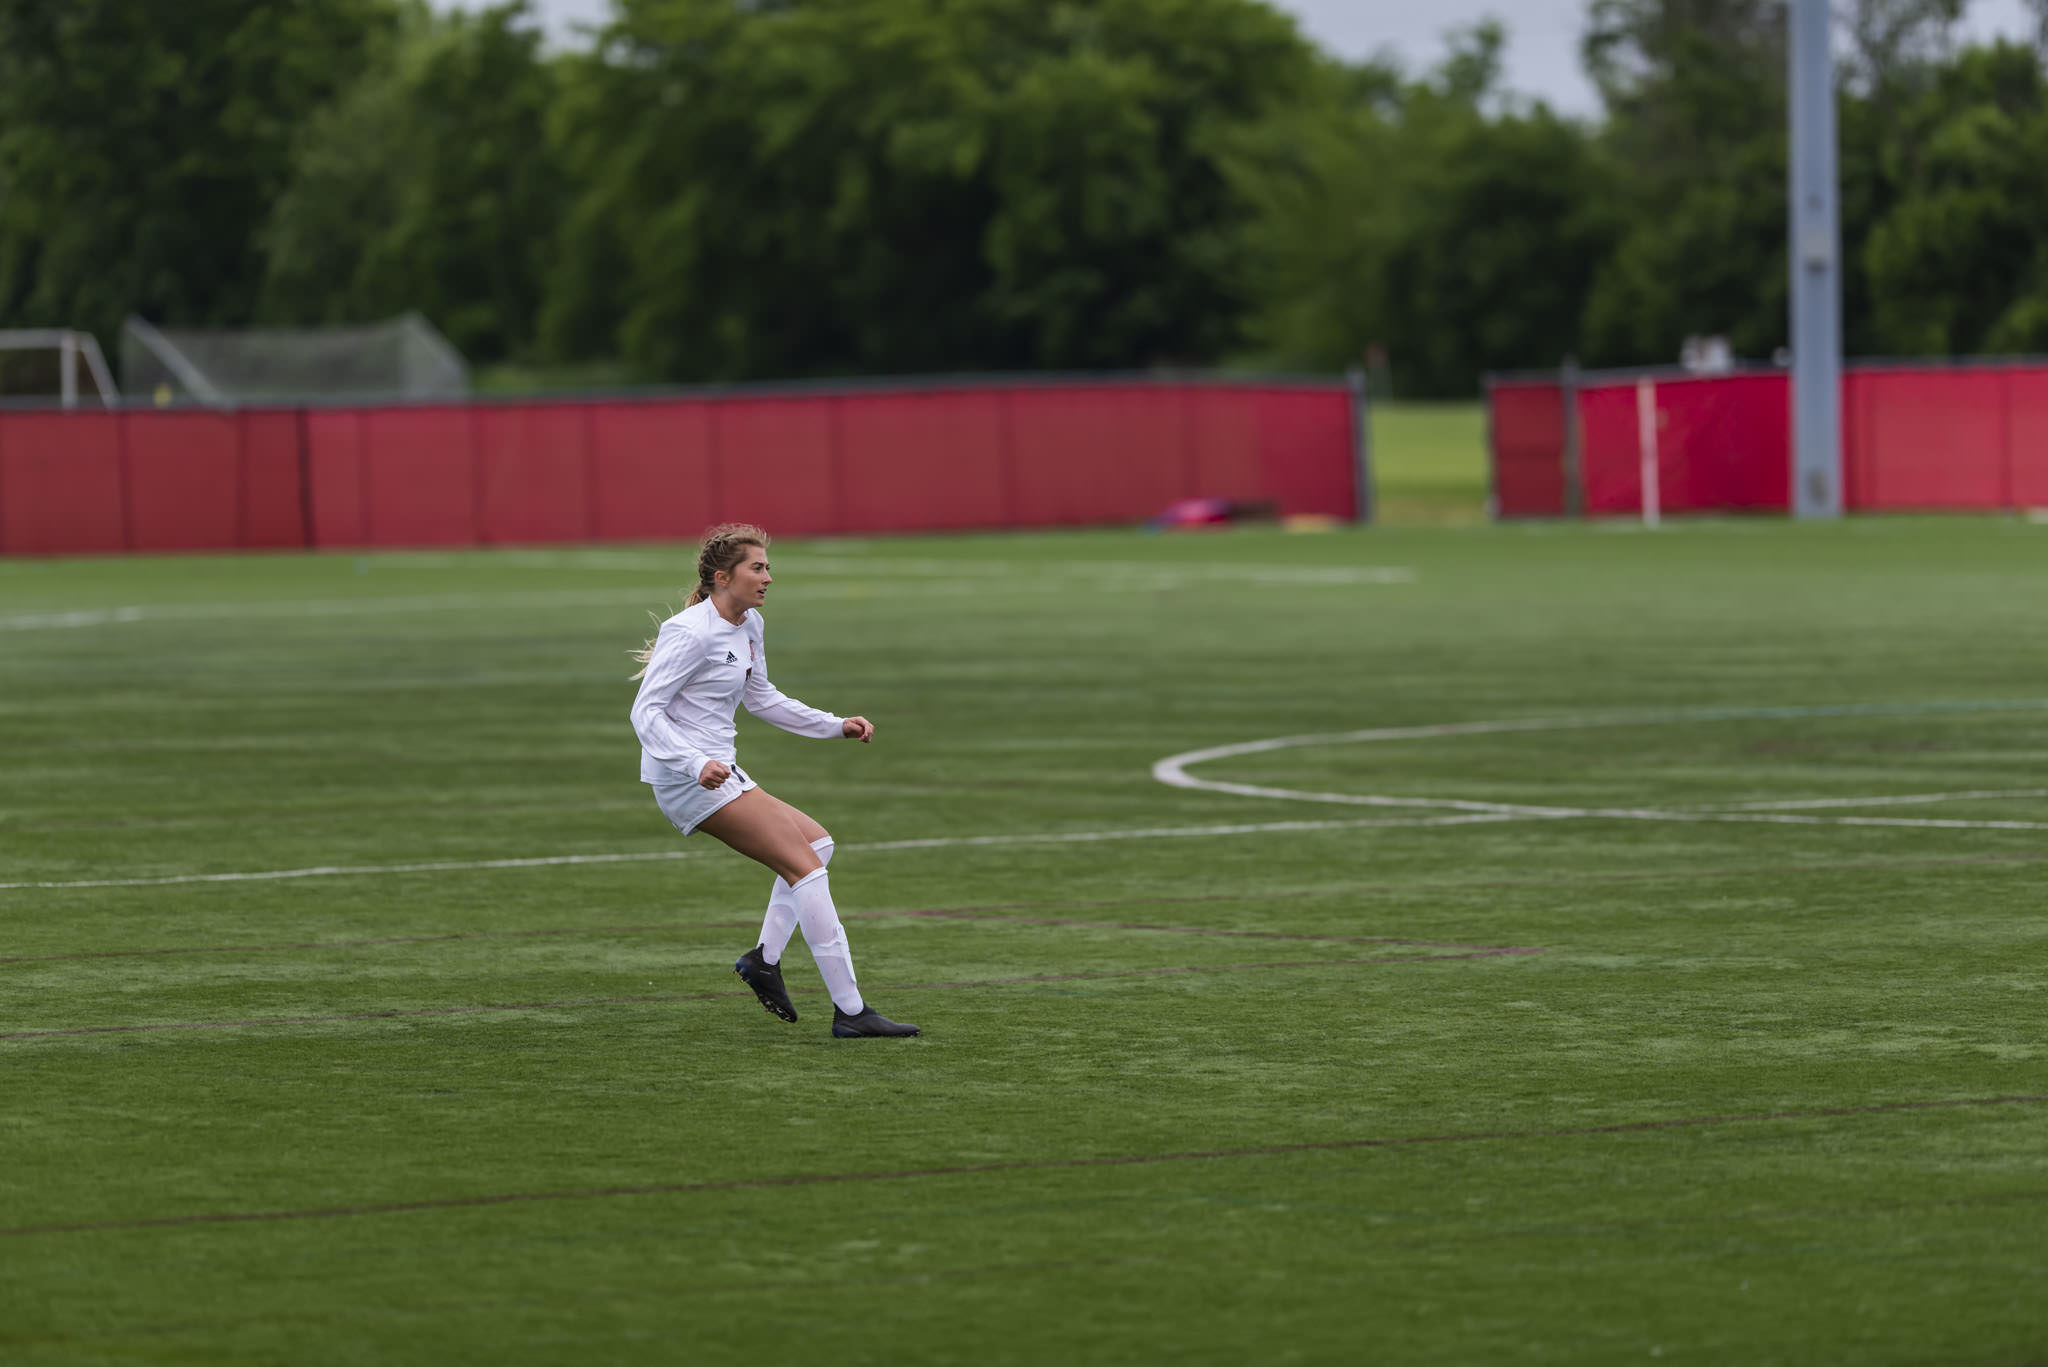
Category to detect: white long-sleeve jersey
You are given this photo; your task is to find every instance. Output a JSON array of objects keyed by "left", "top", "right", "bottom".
[{"left": 630, "top": 598, "right": 844, "bottom": 785}]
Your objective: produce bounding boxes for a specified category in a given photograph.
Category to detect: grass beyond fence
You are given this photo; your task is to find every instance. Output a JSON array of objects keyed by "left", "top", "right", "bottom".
[
  {"left": 1371, "top": 400, "right": 1488, "bottom": 524},
  {"left": 4, "top": 520, "right": 2045, "bottom": 1364}
]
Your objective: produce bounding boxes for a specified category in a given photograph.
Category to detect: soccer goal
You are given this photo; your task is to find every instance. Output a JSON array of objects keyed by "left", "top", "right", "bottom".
[
  {"left": 0, "top": 329, "right": 120, "bottom": 408},
  {"left": 120, "top": 313, "right": 469, "bottom": 405}
]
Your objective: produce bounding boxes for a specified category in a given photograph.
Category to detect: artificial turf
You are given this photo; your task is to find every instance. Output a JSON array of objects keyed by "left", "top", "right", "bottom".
[{"left": 2, "top": 518, "right": 2045, "bottom": 1365}]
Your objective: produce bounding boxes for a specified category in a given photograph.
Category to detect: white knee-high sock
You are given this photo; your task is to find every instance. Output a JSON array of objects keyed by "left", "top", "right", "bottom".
[
  {"left": 788, "top": 867, "right": 863, "bottom": 1014},
  {"left": 758, "top": 837, "right": 833, "bottom": 964}
]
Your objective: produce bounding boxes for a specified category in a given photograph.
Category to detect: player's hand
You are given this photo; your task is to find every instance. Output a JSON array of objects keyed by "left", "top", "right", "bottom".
[
  {"left": 842, "top": 716, "right": 874, "bottom": 743},
  {"left": 698, "top": 760, "right": 731, "bottom": 789}
]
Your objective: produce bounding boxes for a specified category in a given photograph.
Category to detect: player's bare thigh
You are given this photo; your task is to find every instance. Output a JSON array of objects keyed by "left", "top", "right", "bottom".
[
  {"left": 748, "top": 789, "right": 829, "bottom": 846},
  {"left": 695, "top": 787, "right": 826, "bottom": 884}
]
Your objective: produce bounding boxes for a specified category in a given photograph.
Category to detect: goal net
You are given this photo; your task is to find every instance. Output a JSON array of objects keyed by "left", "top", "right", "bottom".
[
  {"left": 120, "top": 313, "right": 470, "bottom": 404},
  {"left": 0, "top": 330, "right": 120, "bottom": 407}
]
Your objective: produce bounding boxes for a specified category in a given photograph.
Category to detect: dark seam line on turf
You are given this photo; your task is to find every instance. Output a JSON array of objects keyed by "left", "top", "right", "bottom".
[
  {"left": 1375, "top": 1186, "right": 2048, "bottom": 1245},
  {"left": 9, "top": 850, "right": 2045, "bottom": 963},
  {"left": 884, "top": 909, "right": 1514, "bottom": 951},
  {"left": 0, "top": 905, "right": 1492, "bottom": 965},
  {"left": 0, "top": 949, "right": 1542, "bottom": 1039},
  {"left": 3, "top": 1094, "right": 2039, "bottom": 1239}
]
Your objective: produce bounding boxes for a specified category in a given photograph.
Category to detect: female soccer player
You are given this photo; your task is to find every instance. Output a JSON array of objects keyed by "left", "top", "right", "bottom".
[{"left": 629, "top": 523, "right": 918, "bottom": 1039}]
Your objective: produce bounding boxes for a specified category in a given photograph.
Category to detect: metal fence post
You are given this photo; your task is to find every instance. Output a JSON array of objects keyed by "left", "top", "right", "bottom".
[
  {"left": 1561, "top": 356, "right": 1583, "bottom": 519},
  {"left": 1347, "top": 365, "right": 1374, "bottom": 525}
]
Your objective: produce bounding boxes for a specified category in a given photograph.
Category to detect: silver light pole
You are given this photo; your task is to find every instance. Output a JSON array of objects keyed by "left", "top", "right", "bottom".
[{"left": 1789, "top": 0, "right": 1843, "bottom": 518}]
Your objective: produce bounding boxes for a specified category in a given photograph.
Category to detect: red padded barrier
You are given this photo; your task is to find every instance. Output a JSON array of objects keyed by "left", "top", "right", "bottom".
[
  {"left": 1653, "top": 375, "right": 1788, "bottom": 513},
  {"left": 1254, "top": 388, "right": 1356, "bottom": 519},
  {"left": 236, "top": 411, "right": 306, "bottom": 549},
  {"left": 123, "top": 412, "right": 241, "bottom": 551},
  {"left": 1, "top": 380, "right": 1361, "bottom": 555},
  {"left": 477, "top": 404, "right": 591, "bottom": 545},
  {"left": 837, "top": 391, "right": 1009, "bottom": 532},
  {"left": 1007, "top": 387, "right": 1189, "bottom": 526},
  {"left": 1575, "top": 376, "right": 1789, "bottom": 516},
  {"left": 1576, "top": 385, "right": 1642, "bottom": 515},
  {"left": 1852, "top": 369, "right": 2006, "bottom": 510},
  {"left": 1488, "top": 382, "right": 1567, "bottom": 517},
  {"left": 362, "top": 407, "right": 477, "bottom": 547},
  {"left": 0, "top": 412, "right": 127, "bottom": 554},
  {"left": 1187, "top": 387, "right": 1262, "bottom": 503},
  {"left": 2008, "top": 370, "right": 2048, "bottom": 507},
  {"left": 589, "top": 401, "right": 717, "bottom": 542},
  {"left": 715, "top": 398, "right": 839, "bottom": 536},
  {"left": 305, "top": 410, "right": 366, "bottom": 548},
  {"left": 1842, "top": 371, "right": 1872, "bottom": 510},
  {"left": 1527, "top": 362, "right": 2048, "bottom": 520}
]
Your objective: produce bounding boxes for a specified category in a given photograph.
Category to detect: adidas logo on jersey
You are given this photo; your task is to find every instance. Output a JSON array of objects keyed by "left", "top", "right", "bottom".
[{"left": 725, "top": 651, "right": 738, "bottom": 663}]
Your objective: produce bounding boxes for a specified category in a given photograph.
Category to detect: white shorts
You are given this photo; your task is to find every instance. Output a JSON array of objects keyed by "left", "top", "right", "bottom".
[{"left": 649, "top": 763, "right": 758, "bottom": 836}]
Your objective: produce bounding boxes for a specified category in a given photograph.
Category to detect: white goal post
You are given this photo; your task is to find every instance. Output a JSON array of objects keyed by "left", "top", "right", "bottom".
[{"left": 0, "top": 329, "right": 120, "bottom": 408}]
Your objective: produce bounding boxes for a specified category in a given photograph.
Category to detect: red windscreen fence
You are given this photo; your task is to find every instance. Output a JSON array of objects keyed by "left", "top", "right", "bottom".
[
  {"left": 0, "top": 380, "right": 1359, "bottom": 555},
  {"left": 1487, "top": 380, "right": 1569, "bottom": 518},
  {"left": 1844, "top": 366, "right": 2048, "bottom": 510},
  {"left": 1488, "top": 361, "right": 2048, "bottom": 518},
  {"left": 1578, "top": 374, "right": 1789, "bottom": 516}
]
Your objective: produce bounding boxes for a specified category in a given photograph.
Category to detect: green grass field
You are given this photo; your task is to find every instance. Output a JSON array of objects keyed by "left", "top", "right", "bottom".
[
  {"left": 1371, "top": 400, "right": 1488, "bottom": 525},
  {"left": 4, "top": 519, "right": 2046, "bottom": 1365}
]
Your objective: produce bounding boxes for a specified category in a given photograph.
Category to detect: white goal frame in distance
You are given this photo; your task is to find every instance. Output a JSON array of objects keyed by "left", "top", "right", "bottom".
[{"left": 0, "top": 329, "right": 120, "bottom": 408}]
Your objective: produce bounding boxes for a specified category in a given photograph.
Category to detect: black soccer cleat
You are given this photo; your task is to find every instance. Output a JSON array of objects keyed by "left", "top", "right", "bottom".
[
  {"left": 831, "top": 1004, "right": 920, "bottom": 1038},
  {"left": 734, "top": 945, "right": 797, "bottom": 1023}
]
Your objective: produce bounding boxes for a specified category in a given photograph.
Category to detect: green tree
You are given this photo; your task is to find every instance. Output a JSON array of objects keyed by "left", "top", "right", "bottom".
[
  {"left": 1577, "top": 0, "right": 1788, "bottom": 365},
  {"left": 541, "top": 0, "right": 1320, "bottom": 381},
  {"left": 1378, "top": 106, "right": 1621, "bottom": 394},
  {"left": 261, "top": 2, "right": 565, "bottom": 362},
  {"left": 0, "top": 0, "right": 395, "bottom": 348},
  {"left": 1583, "top": 0, "right": 1786, "bottom": 172},
  {"left": 1841, "top": 0, "right": 1967, "bottom": 102},
  {"left": 1220, "top": 67, "right": 1404, "bottom": 376},
  {"left": 1861, "top": 42, "right": 2048, "bottom": 354},
  {"left": 1228, "top": 24, "right": 1620, "bottom": 395}
]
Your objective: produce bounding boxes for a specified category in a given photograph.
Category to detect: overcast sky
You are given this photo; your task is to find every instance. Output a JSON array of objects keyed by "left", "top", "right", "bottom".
[{"left": 455, "top": 0, "right": 2041, "bottom": 117}]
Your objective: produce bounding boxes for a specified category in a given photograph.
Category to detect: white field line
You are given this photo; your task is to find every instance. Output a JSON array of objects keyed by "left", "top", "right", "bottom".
[
  {"left": 0, "top": 850, "right": 708, "bottom": 891},
  {"left": 1139, "top": 778, "right": 1578, "bottom": 819},
  {"left": 0, "top": 589, "right": 677, "bottom": 631},
  {"left": 1704, "top": 788, "right": 2048, "bottom": 811},
  {"left": 0, "top": 813, "right": 1516, "bottom": 892},
  {"left": 1152, "top": 701, "right": 2048, "bottom": 834},
  {"left": 15, "top": 706, "right": 2044, "bottom": 893},
  {"left": 1138, "top": 784, "right": 2048, "bottom": 833},
  {"left": 1, "top": 567, "right": 1412, "bottom": 632},
  {"left": 1590, "top": 808, "right": 2048, "bottom": 832}
]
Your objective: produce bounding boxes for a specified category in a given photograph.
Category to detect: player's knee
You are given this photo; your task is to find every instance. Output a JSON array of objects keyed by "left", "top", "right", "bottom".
[{"left": 785, "top": 844, "right": 825, "bottom": 883}]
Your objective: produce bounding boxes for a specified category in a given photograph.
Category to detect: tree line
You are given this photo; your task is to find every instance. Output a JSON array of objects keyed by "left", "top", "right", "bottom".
[{"left": 3, "top": 0, "right": 2046, "bottom": 397}]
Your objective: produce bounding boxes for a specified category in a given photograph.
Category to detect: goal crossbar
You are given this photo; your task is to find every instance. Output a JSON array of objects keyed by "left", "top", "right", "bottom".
[{"left": 0, "top": 329, "right": 121, "bottom": 408}]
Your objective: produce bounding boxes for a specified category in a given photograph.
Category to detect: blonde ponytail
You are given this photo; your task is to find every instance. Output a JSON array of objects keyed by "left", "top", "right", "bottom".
[{"left": 629, "top": 522, "right": 771, "bottom": 678}]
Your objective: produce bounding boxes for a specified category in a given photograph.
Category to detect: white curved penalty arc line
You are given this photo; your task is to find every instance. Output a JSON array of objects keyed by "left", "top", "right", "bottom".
[{"left": 1151, "top": 702, "right": 2048, "bottom": 833}]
